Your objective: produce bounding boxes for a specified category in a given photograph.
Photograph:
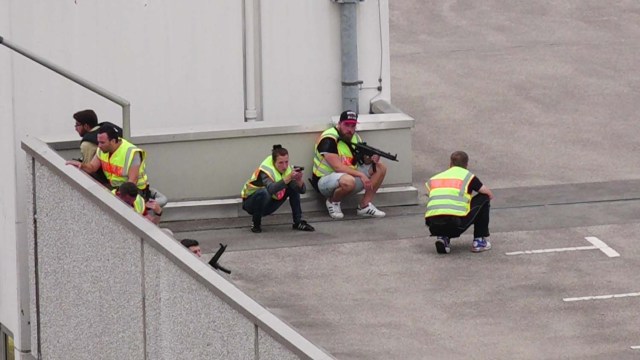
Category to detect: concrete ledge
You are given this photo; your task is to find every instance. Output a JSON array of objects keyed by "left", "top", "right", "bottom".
[{"left": 162, "top": 185, "right": 419, "bottom": 221}]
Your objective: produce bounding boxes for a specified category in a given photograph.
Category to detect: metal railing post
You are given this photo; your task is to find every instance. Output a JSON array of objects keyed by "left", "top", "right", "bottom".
[{"left": 0, "top": 35, "right": 131, "bottom": 139}]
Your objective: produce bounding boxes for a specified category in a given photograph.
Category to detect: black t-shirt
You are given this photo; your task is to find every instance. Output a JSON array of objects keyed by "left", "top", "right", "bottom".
[
  {"left": 468, "top": 176, "right": 483, "bottom": 194},
  {"left": 316, "top": 136, "right": 339, "bottom": 155},
  {"left": 312, "top": 132, "right": 357, "bottom": 185}
]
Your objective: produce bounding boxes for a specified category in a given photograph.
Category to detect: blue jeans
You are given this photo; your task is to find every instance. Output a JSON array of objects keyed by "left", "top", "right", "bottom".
[{"left": 242, "top": 188, "right": 302, "bottom": 225}]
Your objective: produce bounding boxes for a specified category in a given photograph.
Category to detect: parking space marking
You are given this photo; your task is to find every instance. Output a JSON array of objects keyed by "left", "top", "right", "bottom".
[
  {"left": 505, "top": 236, "right": 620, "bottom": 257},
  {"left": 630, "top": 346, "right": 640, "bottom": 350},
  {"left": 584, "top": 236, "right": 620, "bottom": 257},
  {"left": 563, "top": 292, "right": 640, "bottom": 302},
  {"left": 506, "top": 246, "right": 596, "bottom": 256}
]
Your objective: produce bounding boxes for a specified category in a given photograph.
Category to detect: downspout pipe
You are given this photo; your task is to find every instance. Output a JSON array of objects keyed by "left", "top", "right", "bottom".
[
  {"left": 244, "top": 0, "right": 258, "bottom": 121},
  {"left": 0, "top": 35, "right": 132, "bottom": 139},
  {"left": 334, "top": 0, "right": 363, "bottom": 113}
]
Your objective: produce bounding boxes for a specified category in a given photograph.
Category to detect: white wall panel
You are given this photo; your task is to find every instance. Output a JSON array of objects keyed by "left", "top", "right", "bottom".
[
  {"left": 10, "top": 0, "right": 245, "bottom": 140},
  {"left": 261, "top": 1, "right": 342, "bottom": 124}
]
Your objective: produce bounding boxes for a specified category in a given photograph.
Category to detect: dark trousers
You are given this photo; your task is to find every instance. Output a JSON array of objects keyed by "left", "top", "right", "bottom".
[
  {"left": 425, "top": 194, "right": 491, "bottom": 239},
  {"left": 242, "top": 188, "right": 302, "bottom": 225}
]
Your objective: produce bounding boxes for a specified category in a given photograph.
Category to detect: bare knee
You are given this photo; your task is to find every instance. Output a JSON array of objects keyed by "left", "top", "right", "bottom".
[{"left": 337, "top": 174, "right": 356, "bottom": 192}]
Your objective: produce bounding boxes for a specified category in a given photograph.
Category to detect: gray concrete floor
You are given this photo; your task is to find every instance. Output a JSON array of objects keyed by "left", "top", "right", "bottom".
[{"left": 168, "top": 2, "right": 640, "bottom": 359}]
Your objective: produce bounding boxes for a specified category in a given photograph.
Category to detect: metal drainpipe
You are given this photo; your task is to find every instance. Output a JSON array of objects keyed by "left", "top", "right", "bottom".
[
  {"left": 244, "top": 0, "right": 258, "bottom": 121},
  {"left": 334, "top": 0, "right": 363, "bottom": 113}
]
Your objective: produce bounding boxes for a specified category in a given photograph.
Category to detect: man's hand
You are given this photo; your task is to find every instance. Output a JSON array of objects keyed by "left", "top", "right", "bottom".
[
  {"left": 66, "top": 160, "right": 82, "bottom": 169},
  {"left": 360, "top": 173, "right": 372, "bottom": 191},
  {"left": 146, "top": 199, "right": 161, "bottom": 214}
]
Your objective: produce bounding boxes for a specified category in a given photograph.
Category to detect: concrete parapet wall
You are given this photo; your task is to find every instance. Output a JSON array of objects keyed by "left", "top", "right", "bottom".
[
  {"left": 22, "top": 136, "right": 335, "bottom": 359},
  {"left": 51, "top": 113, "right": 417, "bottom": 220}
]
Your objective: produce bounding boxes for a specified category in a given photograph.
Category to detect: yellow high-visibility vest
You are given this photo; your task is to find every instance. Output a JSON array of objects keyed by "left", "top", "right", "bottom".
[
  {"left": 312, "top": 127, "right": 361, "bottom": 177},
  {"left": 425, "top": 166, "right": 474, "bottom": 218},
  {"left": 97, "top": 139, "right": 148, "bottom": 190},
  {"left": 111, "top": 189, "right": 146, "bottom": 215},
  {"left": 241, "top": 155, "right": 293, "bottom": 200}
]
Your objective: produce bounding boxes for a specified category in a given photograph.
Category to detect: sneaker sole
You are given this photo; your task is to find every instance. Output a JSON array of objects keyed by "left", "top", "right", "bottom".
[{"left": 357, "top": 214, "right": 385, "bottom": 218}]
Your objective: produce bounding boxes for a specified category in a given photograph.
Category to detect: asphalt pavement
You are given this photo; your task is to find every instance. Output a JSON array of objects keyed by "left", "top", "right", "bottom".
[{"left": 169, "top": 2, "right": 640, "bottom": 358}]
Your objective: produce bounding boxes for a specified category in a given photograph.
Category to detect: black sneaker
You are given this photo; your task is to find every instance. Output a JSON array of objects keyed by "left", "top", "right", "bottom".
[
  {"left": 435, "top": 236, "right": 450, "bottom": 254},
  {"left": 292, "top": 220, "right": 315, "bottom": 232},
  {"left": 251, "top": 221, "right": 262, "bottom": 233}
]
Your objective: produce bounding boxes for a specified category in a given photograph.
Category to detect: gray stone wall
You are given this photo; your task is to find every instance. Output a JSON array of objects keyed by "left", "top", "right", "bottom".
[{"left": 23, "top": 136, "right": 334, "bottom": 360}]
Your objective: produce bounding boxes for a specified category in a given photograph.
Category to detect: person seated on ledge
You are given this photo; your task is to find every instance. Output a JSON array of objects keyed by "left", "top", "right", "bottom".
[
  {"left": 240, "top": 144, "right": 315, "bottom": 233},
  {"left": 311, "top": 110, "right": 387, "bottom": 219},
  {"left": 113, "top": 182, "right": 162, "bottom": 224},
  {"left": 66, "top": 124, "right": 152, "bottom": 200}
]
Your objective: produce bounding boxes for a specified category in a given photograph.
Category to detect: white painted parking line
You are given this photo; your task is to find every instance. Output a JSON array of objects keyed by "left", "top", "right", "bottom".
[
  {"left": 584, "top": 236, "right": 620, "bottom": 257},
  {"left": 506, "top": 236, "right": 620, "bottom": 257},
  {"left": 630, "top": 346, "right": 640, "bottom": 350},
  {"left": 563, "top": 292, "right": 640, "bottom": 302},
  {"left": 506, "top": 246, "right": 596, "bottom": 256}
]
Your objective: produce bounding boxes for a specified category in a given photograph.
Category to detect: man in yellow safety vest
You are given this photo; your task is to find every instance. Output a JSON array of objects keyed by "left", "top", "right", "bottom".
[
  {"left": 311, "top": 110, "right": 387, "bottom": 219},
  {"left": 113, "top": 182, "right": 162, "bottom": 224},
  {"left": 66, "top": 124, "right": 151, "bottom": 200},
  {"left": 425, "top": 151, "right": 494, "bottom": 254}
]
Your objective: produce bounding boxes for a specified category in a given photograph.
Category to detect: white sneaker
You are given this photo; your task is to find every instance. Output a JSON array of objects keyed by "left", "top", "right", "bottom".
[
  {"left": 357, "top": 203, "right": 386, "bottom": 218},
  {"left": 325, "top": 200, "right": 344, "bottom": 219}
]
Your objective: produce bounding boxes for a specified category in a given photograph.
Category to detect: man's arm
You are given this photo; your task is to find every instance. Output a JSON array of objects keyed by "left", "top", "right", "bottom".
[
  {"left": 323, "top": 153, "right": 372, "bottom": 190},
  {"left": 478, "top": 185, "right": 494, "bottom": 200},
  {"left": 127, "top": 153, "right": 142, "bottom": 184},
  {"left": 66, "top": 154, "right": 101, "bottom": 174}
]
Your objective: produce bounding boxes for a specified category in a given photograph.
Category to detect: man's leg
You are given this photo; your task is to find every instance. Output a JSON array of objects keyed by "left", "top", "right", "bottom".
[
  {"left": 425, "top": 216, "right": 460, "bottom": 254},
  {"left": 318, "top": 173, "right": 353, "bottom": 219},
  {"left": 361, "top": 161, "right": 386, "bottom": 207},
  {"left": 356, "top": 163, "right": 386, "bottom": 217},
  {"left": 330, "top": 174, "right": 356, "bottom": 202},
  {"left": 456, "top": 194, "right": 491, "bottom": 252}
]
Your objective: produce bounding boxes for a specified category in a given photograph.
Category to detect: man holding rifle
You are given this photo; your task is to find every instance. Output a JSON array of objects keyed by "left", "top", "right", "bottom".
[{"left": 311, "top": 110, "right": 387, "bottom": 219}]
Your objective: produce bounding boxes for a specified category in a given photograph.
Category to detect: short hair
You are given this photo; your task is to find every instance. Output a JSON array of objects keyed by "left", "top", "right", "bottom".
[
  {"left": 450, "top": 151, "right": 469, "bottom": 168},
  {"left": 180, "top": 239, "right": 200, "bottom": 248},
  {"left": 98, "top": 123, "right": 121, "bottom": 141},
  {"left": 118, "top": 182, "right": 139, "bottom": 197},
  {"left": 271, "top": 144, "right": 289, "bottom": 162},
  {"left": 73, "top": 109, "right": 98, "bottom": 127}
]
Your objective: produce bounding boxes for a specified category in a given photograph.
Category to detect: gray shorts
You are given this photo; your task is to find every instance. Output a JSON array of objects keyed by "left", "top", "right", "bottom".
[{"left": 317, "top": 164, "right": 372, "bottom": 198}]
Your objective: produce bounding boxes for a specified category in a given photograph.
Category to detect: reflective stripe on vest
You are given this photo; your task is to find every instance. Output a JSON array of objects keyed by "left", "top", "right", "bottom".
[
  {"left": 112, "top": 189, "right": 146, "bottom": 215},
  {"left": 425, "top": 166, "right": 474, "bottom": 218},
  {"left": 312, "top": 127, "right": 360, "bottom": 177},
  {"left": 241, "top": 155, "right": 293, "bottom": 200},
  {"left": 97, "top": 139, "right": 148, "bottom": 190}
]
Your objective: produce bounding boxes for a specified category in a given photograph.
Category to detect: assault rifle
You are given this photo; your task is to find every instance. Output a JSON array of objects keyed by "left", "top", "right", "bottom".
[
  {"left": 353, "top": 142, "right": 398, "bottom": 163},
  {"left": 341, "top": 137, "right": 399, "bottom": 172},
  {"left": 208, "top": 243, "right": 231, "bottom": 274}
]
